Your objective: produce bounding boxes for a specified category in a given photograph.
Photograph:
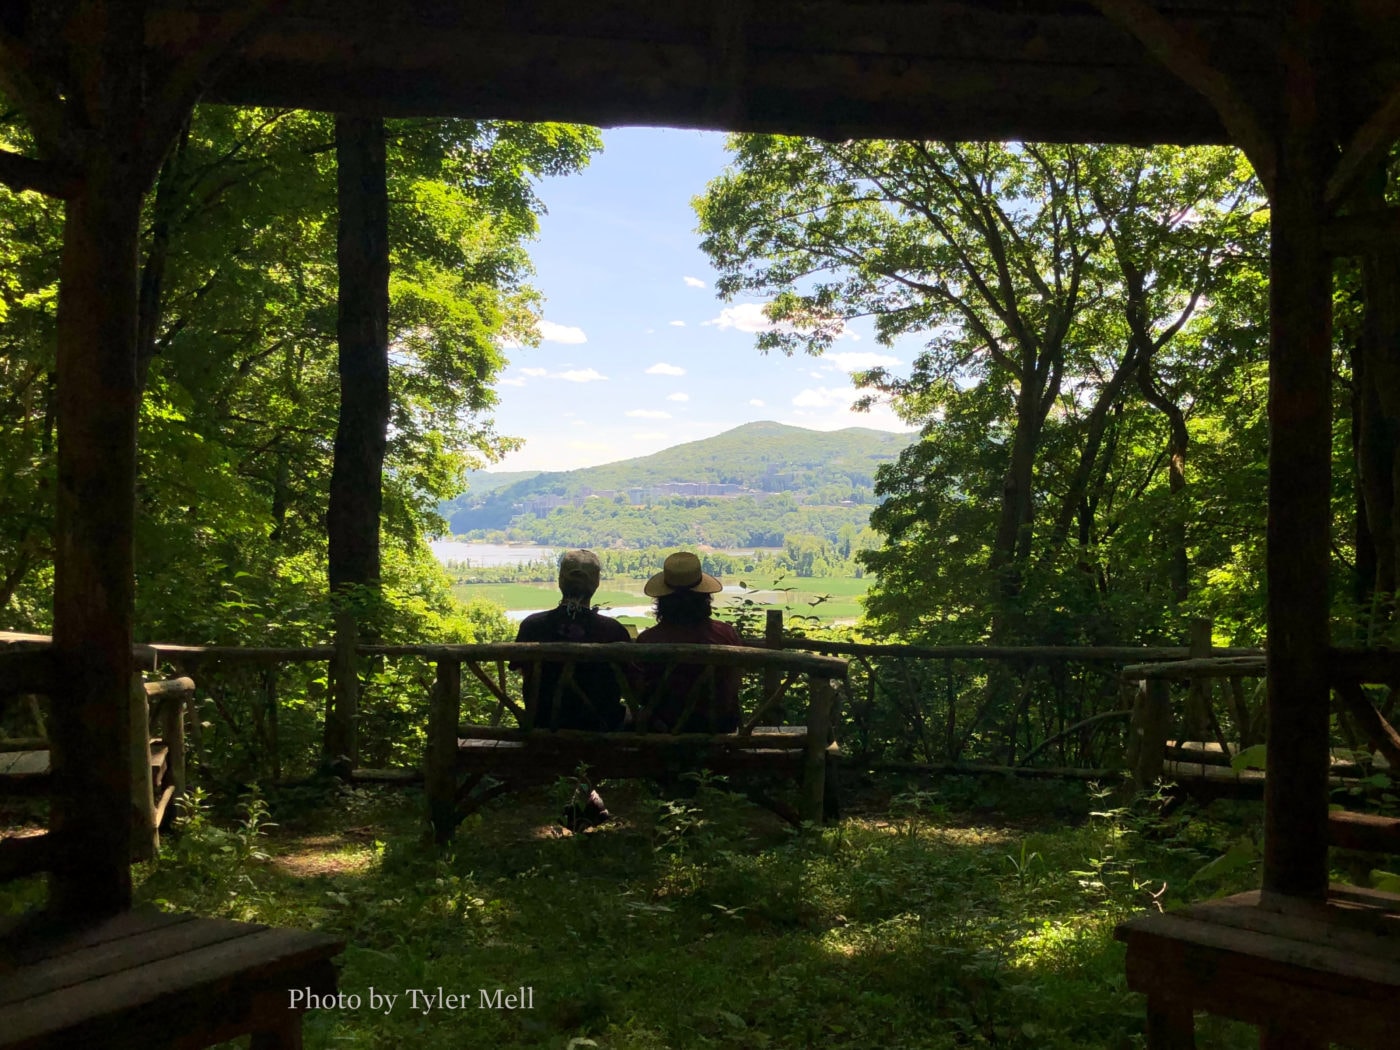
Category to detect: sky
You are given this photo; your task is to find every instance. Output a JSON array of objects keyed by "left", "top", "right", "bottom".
[{"left": 487, "top": 127, "right": 914, "bottom": 473}]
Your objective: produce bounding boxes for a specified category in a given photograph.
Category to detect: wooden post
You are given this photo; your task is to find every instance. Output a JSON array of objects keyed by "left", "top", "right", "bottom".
[
  {"left": 426, "top": 659, "right": 462, "bottom": 844},
  {"left": 1127, "top": 679, "right": 1171, "bottom": 790},
  {"left": 763, "top": 610, "right": 784, "bottom": 719},
  {"left": 129, "top": 679, "right": 157, "bottom": 862},
  {"left": 49, "top": 112, "right": 149, "bottom": 919},
  {"left": 1183, "top": 618, "right": 1212, "bottom": 741},
  {"left": 325, "top": 611, "right": 358, "bottom": 773},
  {"left": 799, "top": 675, "right": 835, "bottom": 825},
  {"left": 159, "top": 681, "right": 187, "bottom": 802},
  {"left": 1263, "top": 1, "right": 1334, "bottom": 901}
]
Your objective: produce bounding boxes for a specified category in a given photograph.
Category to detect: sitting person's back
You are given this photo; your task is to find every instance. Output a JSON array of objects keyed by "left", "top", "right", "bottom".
[
  {"left": 635, "top": 551, "right": 742, "bottom": 733},
  {"left": 513, "top": 550, "right": 631, "bottom": 731}
]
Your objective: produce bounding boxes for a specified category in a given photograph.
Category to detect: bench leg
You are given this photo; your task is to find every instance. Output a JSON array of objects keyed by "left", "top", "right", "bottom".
[
  {"left": 1259, "top": 1022, "right": 1324, "bottom": 1050},
  {"left": 250, "top": 1012, "right": 304, "bottom": 1050},
  {"left": 1145, "top": 994, "right": 1195, "bottom": 1050}
]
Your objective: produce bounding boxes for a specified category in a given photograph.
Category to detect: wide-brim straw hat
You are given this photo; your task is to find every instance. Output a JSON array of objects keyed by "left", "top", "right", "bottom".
[{"left": 643, "top": 551, "right": 722, "bottom": 597}]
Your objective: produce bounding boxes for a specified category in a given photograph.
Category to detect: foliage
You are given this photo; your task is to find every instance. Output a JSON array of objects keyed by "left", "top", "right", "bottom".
[
  {"left": 116, "top": 779, "right": 1276, "bottom": 1050},
  {"left": 697, "top": 138, "right": 1271, "bottom": 649}
]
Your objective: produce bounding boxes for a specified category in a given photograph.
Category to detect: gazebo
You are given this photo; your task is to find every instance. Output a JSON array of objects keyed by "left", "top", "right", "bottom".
[{"left": 1, "top": 2, "right": 1398, "bottom": 1047}]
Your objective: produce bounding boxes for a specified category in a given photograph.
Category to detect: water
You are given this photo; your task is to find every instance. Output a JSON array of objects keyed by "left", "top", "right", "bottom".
[{"left": 429, "top": 541, "right": 557, "bottom": 567}]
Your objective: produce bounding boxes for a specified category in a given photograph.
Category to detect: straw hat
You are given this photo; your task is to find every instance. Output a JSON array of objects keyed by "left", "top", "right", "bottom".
[
  {"left": 643, "top": 551, "right": 722, "bottom": 597},
  {"left": 558, "top": 549, "right": 601, "bottom": 594}
]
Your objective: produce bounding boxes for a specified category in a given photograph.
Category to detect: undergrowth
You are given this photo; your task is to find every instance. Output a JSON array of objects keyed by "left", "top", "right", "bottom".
[{"left": 5, "top": 776, "right": 1310, "bottom": 1049}]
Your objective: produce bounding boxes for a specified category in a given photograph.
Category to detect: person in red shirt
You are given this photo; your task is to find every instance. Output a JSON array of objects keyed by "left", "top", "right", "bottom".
[{"left": 635, "top": 551, "right": 743, "bottom": 733}]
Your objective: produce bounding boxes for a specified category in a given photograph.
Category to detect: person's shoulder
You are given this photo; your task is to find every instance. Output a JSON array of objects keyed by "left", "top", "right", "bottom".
[
  {"left": 594, "top": 614, "right": 632, "bottom": 642},
  {"left": 515, "top": 608, "right": 555, "bottom": 639},
  {"left": 711, "top": 620, "right": 743, "bottom": 644}
]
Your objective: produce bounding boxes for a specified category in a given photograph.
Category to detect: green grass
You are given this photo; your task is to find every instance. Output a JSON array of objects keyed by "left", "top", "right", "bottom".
[
  {"left": 452, "top": 575, "right": 873, "bottom": 627},
  {"left": 79, "top": 778, "right": 1273, "bottom": 1050}
]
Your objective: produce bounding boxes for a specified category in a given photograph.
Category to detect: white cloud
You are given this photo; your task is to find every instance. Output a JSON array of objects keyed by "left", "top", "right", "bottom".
[
  {"left": 646, "top": 362, "right": 686, "bottom": 376},
  {"left": 704, "top": 301, "right": 852, "bottom": 339},
  {"left": 537, "top": 319, "right": 587, "bottom": 344},
  {"left": 823, "top": 351, "right": 900, "bottom": 371},
  {"left": 703, "top": 302, "right": 780, "bottom": 333},
  {"left": 626, "top": 409, "right": 672, "bottom": 419},
  {"left": 683, "top": 276, "right": 707, "bottom": 288},
  {"left": 669, "top": 320, "right": 687, "bottom": 327},
  {"left": 749, "top": 398, "right": 765, "bottom": 407},
  {"left": 631, "top": 431, "right": 669, "bottom": 441},
  {"left": 792, "top": 387, "right": 847, "bottom": 408},
  {"left": 520, "top": 367, "right": 548, "bottom": 377},
  {"left": 498, "top": 377, "right": 527, "bottom": 387},
  {"left": 666, "top": 392, "right": 690, "bottom": 402},
  {"left": 809, "top": 371, "right": 824, "bottom": 378},
  {"left": 555, "top": 368, "right": 608, "bottom": 383}
]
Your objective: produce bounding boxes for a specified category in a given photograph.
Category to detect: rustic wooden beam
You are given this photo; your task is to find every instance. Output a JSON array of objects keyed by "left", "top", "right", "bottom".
[
  {"left": 423, "top": 642, "right": 848, "bottom": 678},
  {"left": 1262, "top": 0, "right": 1334, "bottom": 902},
  {"left": 1325, "top": 78, "right": 1400, "bottom": 210},
  {"left": 1327, "top": 810, "right": 1400, "bottom": 853},
  {"left": 799, "top": 676, "right": 835, "bottom": 825},
  {"left": 1321, "top": 208, "right": 1400, "bottom": 257},
  {"left": 1087, "top": 0, "right": 1276, "bottom": 191},
  {"left": 0, "top": 832, "right": 55, "bottom": 881},
  {"left": 1122, "top": 655, "right": 1266, "bottom": 679},
  {"left": 0, "top": 649, "right": 56, "bottom": 697},
  {"left": 1332, "top": 679, "right": 1400, "bottom": 772},
  {"left": 426, "top": 659, "right": 461, "bottom": 844}
]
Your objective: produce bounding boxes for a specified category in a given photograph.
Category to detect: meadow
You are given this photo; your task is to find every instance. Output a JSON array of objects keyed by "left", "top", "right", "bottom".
[
  {"left": 451, "top": 574, "right": 872, "bottom": 629},
  {"left": 107, "top": 776, "right": 1265, "bottom": 1050}
]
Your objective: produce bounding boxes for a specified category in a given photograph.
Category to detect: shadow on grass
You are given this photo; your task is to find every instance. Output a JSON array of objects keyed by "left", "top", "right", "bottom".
[{"left": 119, "top": 778, "right": 1264, "bottom": 1050}]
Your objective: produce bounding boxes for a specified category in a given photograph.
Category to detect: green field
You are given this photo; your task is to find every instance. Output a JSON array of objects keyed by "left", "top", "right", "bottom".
[{"left": 451, "top": 574, "right": 871, "bottom": 627}]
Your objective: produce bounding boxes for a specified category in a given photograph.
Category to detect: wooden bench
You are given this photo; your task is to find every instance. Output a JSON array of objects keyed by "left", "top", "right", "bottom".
[
  {"left": 422, "top": 642, "right": 848, "bottom": 841},
  {"left": 1115, "top": 885, "right": 1400, "bottom": 1049},
  {"left": 0, "top": 909, "right": 343, "bottom": 1049},
  {"left": 1, "top": 645, "right": 345, "bottom": 1050}
]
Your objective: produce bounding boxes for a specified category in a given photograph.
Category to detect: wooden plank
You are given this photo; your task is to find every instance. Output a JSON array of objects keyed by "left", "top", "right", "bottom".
[
  {"left": 1117, "top": 913, "right": 1400, "bottom": 987},
  {"left": 5, "top": 926, "right": 342, "bottom": 1047},
  {"left": 0, "top": 915, "right": 264, "bottom": 1006},
  {"left": 1327, "top": 810, "right": 1400, "bottom": 854},
  {"left": 426, "top": 642, "right": 849, "bottom": 678},
  {"left": 0, "top": 750, "right": 48, "bottom": 775},
  {"left": 0, "top": 910, "right": 197, "bottom": 970},
  {"left": 0, "top": 738, "right": 49, "bottom": 753},
  {"left": 1122, "top": 655, "right": 1265, "bottom": 679}
]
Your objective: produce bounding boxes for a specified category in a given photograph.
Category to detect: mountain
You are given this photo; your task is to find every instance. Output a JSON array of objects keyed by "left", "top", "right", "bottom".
[{"left": 441, "top": 421, "right": 914, "bottom": 535}]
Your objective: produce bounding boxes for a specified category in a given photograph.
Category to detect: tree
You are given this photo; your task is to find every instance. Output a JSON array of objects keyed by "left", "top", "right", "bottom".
[{"left": 697, "top": 138, "right": 1265, "bottom": 643}]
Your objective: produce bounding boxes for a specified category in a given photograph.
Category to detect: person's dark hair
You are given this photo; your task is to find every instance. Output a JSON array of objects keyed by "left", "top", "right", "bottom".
[{"left": 653, "top": 588, "right": 712, "bottom": 626}]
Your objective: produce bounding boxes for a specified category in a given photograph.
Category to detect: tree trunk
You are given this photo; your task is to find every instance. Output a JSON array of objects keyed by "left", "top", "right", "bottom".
[
  {"left": 324, "top": 114, "right": 390, "bottom": 769},
  {"left": 1138, "top": 360, "right": 1191, "bottom": 604}
]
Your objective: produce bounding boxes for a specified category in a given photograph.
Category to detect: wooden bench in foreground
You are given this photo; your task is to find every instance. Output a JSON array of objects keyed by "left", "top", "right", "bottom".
[
  {"left": 423, "top": 642, "right": 848, "bottom": 841},
  {"left": 1115, "top": 884, "right": 1400, "bottom": 1049},
  {"left": 0, "top": 908, "right": 343, "bottom": 1049},
  {"left": 1, "top": 643, "right": 345, "bottom": 1050}
]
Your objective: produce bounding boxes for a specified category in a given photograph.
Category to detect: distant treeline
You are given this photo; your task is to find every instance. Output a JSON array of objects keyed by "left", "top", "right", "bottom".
[{"left": 444, "top": 536, "right": 878, "bottom": 583}]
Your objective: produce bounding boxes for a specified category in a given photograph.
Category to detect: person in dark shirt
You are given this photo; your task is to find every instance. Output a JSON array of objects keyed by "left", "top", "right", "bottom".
[
  {"left": 635, "top": 551, "right": 743, "bottom": 733},
  {"left": 512, "top": 549, "right": 631, "bottom": 732}
]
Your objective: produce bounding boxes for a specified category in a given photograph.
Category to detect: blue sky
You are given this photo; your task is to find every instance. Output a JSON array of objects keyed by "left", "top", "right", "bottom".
[{"left": 488, "top": 127, "right": 913, "bottom": 473}]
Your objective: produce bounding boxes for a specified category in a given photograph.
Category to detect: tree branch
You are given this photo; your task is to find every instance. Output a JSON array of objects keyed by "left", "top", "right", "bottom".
[{"left": 0, "top": 146, "right": 79, "bottom": 197}]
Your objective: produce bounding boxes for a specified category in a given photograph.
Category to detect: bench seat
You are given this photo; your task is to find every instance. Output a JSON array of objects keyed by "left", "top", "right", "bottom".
[
  {"left": 1115, "top": 885, "right": 1400, "bottom": 1049},
  {"left": 0, "top": 908, "right": 343, "bottom": 1049}
]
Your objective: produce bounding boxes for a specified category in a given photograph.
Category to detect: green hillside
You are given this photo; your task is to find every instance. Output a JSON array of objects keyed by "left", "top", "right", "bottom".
[{"left": 442, "top": 421, "right": 913, "bottom": 535}]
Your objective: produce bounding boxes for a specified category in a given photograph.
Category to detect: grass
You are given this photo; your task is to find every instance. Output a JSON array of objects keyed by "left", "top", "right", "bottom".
[
  {"left": 452, "top": 574, "right": 873, "bottom": 627},
  {"left": 18, "top": 776, "right": 1276, "bottom": 1050}
]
